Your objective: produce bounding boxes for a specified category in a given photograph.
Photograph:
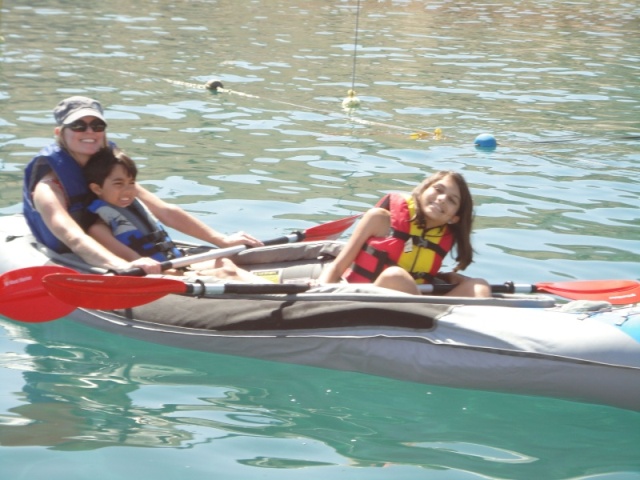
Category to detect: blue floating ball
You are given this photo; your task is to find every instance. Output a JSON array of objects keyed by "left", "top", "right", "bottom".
[{"left": 474, "top": 133, "right": 497, "bottom": 149}]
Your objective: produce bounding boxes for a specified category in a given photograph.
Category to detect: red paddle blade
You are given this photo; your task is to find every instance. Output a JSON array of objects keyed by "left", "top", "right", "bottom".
[
  {"left": 304, "top": 213, "right": 362, "bottom": 241},
  {"left": 0, "top": 266, "right": 78, "bottom": 322},
  {"left": 536, "top": 280, "right": 640, "bottom": 305},
  {"left": 43, "top": 274, "right": 188, "bottom": 310}
]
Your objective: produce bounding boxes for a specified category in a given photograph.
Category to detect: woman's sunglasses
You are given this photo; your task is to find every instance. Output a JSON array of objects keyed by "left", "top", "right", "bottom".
[{"left": 66, "top": 119, "right": 107, "bottom": 133}]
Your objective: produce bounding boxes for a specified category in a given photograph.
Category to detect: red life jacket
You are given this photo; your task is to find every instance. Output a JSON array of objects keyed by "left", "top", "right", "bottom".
[{"left": 344, "top": 193, "right": 454, "bottom": 284}]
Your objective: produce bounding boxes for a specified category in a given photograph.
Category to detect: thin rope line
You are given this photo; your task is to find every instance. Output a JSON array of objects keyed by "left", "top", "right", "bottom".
[
  {"left": 46, "top": 54, "right": 638, "bottom": 145},
  {"left": 350, "top": 0, "right": 362, "bottom": 90}
]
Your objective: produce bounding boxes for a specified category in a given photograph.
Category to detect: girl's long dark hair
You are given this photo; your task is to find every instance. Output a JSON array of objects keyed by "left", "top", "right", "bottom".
[{"left": 411, "top": 170, "right": 475, "bottom": 271}]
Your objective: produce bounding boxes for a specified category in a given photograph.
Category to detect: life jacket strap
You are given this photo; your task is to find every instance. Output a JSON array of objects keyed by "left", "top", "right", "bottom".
[
  {"left": 125, "top": 230, "right": 180, "bottom": 260},
  {"left": 411, "top": 271, "right": 436, "bottom": 282},
  {"left": 411, "top": 236, "right": 448, "bottom": 258},
  {"left": 390, "top": 227, "right": 410, "bottom": 242},
  {"left": 349, "top": 244, "right": 394, "bottom": 281}
]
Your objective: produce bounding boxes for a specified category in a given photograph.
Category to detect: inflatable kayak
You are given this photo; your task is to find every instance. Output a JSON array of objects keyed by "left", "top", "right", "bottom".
[{"left": 1, "top": 213, "right": 639, "bottom": 411}]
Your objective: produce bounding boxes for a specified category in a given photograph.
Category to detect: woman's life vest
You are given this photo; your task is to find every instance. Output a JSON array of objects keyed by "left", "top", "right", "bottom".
[
  {"left": 87, "top": 198, "right": 182, "bottom": 262},
  {"left": 23, "top": 143, "right": 91, "bottom": 252},
  {"left": 344, "top": 193, "right": 454, "bottom": 284}
]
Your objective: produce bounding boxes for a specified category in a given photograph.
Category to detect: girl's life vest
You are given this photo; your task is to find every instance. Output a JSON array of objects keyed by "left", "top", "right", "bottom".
[
  {"left": 344, "top": 193, "right": 454, "bottom": 284},
  {"left": 87, "top": 198, "right": 182, "bottom": 262},
  {"left": 23, "top": 143, "right": 92, "bottom": 252}
]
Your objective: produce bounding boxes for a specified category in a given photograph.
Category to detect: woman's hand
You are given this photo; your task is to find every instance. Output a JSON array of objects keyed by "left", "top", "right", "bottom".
[
  {"left": 127, "top": 257, "right": 163, "bottom": 275},
  {"left": 219, "top": 231, "right": 263, "bottom": 248}
]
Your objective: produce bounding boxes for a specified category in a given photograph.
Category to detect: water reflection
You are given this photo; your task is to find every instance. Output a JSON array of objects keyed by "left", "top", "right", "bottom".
[{"left": 1, "top": 318, "right": 639, "bottom": 477}]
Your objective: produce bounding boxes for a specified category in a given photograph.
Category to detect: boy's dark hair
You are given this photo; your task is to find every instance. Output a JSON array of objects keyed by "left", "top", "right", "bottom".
[{"left": 84, "top": 147, "right": 137, "bottom": 187}]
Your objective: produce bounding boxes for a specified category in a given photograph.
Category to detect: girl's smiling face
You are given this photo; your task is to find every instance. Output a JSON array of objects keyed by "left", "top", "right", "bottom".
[
  {"left": 418, "top": 174, "right": 461, "bottom": 228},
  {"left": 89, "top": 164, "right": 137, "bottom": 208}
]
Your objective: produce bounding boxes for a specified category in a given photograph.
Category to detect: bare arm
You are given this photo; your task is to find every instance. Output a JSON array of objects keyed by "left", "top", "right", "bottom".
[
  {"left": 32, "top": 175, "right": 132, "bottom": 270},
  {"left": 317, "top": 208, "right": 391, "bottom": 284},
  {"left": 88, "top": 221, "right": 141, "bottom": 261},
  {"left": 32, "top": 175, "right": 161, "bottom": 273},
  {"left": 137, "top": 186, "right": 263, "bottom": 248},
  {"left": 87, "top": 221, "right": 164, "bottom": 274}
]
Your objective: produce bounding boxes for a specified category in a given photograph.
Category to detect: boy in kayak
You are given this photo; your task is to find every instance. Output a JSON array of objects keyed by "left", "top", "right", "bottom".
[
  {"left": 83, "top": 146, "right": 264, "bottom": 282},
  {"left": 318, "top": 171, "right": 491, "bottom": 297}
]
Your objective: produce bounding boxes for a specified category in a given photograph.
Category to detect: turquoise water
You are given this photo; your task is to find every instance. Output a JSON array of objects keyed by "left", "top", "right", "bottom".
[
  {"left": 1, "top": 1, "right": 639, "bottom": 478},
  {"left": 2, "top": 319, "right": 640, "bottom": 479}
]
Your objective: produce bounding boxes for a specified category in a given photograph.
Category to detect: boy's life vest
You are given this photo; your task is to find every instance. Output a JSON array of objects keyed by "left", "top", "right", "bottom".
[
  {"left": 23, "top": 143, "right": 93, "bottom": 252},
  {"left": 87, "top": 198, "right": 182, "bottom": 262},
  {"left": 344, "top": 193, "right": 454, "bottom": 284}
]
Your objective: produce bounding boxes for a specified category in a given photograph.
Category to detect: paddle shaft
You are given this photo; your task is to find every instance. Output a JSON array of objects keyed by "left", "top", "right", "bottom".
[
  {"left": 161, "top": 233, "right": 302, "bottom": 270},
  {"left": 114, "top": 213, "right": 363, "bottom": 275},
  {"left": 117, "top": 232, "right": 306, "bottom": 276},
  {"left": 43, "top": 271, "right": 640, "bottom": 310},
  {"left": 419, "top": 282, "right": 529, "bottom": 295},
  {"left": 128, "top": 213, "right": 362, "bottom": 275},
  {"left": 115, "top": 212, "right": 364, "bottom": 276},
  {"left": 420, "top": 281, "right": 640, "bottom": 304},
  {"left": 185, "top": 281, "right": 309, "bottom": 296}
]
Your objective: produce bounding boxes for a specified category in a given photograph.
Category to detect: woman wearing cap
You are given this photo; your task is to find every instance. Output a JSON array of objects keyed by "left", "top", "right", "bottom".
[{"left": 23, "top": 96, "right": 263, "bottom": 274}]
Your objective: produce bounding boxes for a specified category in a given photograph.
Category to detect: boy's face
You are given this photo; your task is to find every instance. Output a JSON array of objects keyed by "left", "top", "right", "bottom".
[{"left": 89, "top": 164, "right": 137, "bottom": 208}]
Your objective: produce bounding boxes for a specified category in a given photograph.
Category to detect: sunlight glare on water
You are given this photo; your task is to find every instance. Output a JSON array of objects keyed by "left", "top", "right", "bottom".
[{"left": 1, "top": 0, "right": 639, "bottom": 478}]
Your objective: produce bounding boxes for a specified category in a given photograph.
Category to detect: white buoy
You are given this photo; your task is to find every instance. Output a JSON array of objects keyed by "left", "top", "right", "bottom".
[{"left": 342, "top": 89, "right": 361, "bottom": 109}]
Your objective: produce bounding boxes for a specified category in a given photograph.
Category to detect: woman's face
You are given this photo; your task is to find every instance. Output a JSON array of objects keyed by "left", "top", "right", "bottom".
[
  {"left": 418, "top": 175, "right": 461, "bottom": 228},
  {"left": 57, "top": 115, "right": 106, "bottom": 165}
]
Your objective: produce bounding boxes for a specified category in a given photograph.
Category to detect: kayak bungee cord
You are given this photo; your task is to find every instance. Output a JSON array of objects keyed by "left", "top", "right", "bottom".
[{"left": 45, "top": 53, "right": 444, "bottom": 141}]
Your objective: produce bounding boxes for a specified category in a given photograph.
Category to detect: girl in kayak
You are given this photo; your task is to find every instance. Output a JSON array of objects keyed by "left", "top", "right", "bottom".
[
  {"left": 83, "top": 147, "right": 265, "bottom": 282},
  {"left": 23, "top": 96, "right": 262, "bottom": 275},
  {"left": 318, "top": 171, "right": 491, "bottom": 297}
]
